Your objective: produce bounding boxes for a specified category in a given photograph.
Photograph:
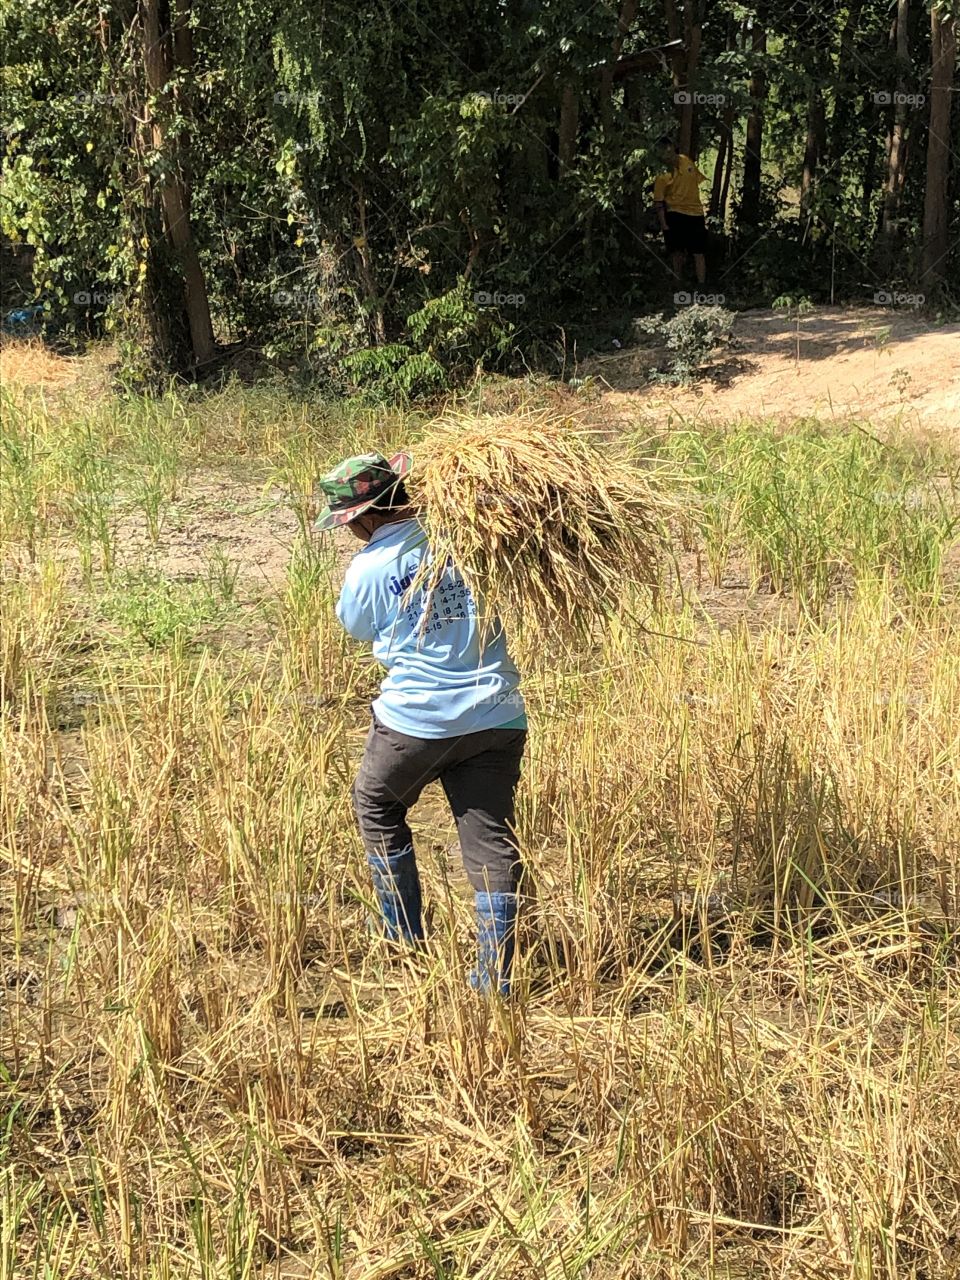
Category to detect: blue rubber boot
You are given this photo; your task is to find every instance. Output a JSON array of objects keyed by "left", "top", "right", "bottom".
[
  {"left": 469, "top": 891, "right": 518, "bottom": 997},
  {"left": 367, "top": 849, "right": 423, "bottom": 944}
]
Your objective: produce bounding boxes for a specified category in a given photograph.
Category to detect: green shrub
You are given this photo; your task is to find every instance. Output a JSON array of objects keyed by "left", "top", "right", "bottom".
[
  {"left": 338, "top": 283, "right": 516, "bottom": 401},
  {"left": 635, "top": 305, "right": 736, "bottom": 384}
]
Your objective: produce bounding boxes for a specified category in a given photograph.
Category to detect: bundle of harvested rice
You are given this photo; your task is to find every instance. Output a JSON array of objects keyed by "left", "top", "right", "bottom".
[{"left": 408, "top": 409, "right": 666, "bottom": 646}]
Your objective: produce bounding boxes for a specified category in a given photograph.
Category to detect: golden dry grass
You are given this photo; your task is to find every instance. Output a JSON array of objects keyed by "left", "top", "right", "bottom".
[
  {"left": 409, "top": 410, "right": 666, "bottom": 646},
  {"left": 0, "top": 336, "right": 77, "bottom": 389},
  {"left": 1, "top": 384, "right": 959, "bottom": 1279}
]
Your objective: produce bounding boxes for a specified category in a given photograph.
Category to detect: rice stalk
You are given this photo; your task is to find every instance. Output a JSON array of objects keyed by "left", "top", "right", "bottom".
[{"left": 408, "top": 409, "right": 669, "bottom": 647}]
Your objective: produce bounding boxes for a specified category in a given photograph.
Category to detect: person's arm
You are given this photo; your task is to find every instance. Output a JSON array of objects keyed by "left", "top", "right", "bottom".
[
  {"left": 652, "top": 174, "right": 670, "bottom": 231},
  {"left": 336, "top": 567, "right": 378, "bottom": 641}
]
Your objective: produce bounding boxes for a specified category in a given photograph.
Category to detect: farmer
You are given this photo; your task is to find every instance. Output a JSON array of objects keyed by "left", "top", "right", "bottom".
[
  {"left": 652, "top": 136, "right": 708, "bottom": 286},
  {"left": 315, "top": 452, "right": 527, "bottom": 997}
]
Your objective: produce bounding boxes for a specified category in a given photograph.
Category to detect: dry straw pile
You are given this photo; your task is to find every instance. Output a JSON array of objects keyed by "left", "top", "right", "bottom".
[
  {"left": 0, "top": 335, "right": 77, "bottom": 389},
  {"left": 408, "top": 409, "right": 666, "bottom": 645}
]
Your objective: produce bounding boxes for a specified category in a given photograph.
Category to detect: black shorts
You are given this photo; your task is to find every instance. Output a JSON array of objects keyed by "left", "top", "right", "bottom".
[{"left": 664, "top": 211, "right": 708, "bottom": 255}]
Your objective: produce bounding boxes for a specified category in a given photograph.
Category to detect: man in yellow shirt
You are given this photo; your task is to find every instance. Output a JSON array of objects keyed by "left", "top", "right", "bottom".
[{"left": 652, "top": 136, "right": 708, "bottom": 285}]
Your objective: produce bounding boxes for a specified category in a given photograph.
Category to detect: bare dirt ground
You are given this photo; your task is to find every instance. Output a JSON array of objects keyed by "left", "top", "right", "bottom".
[
  {"left": 587, "top": 305, "right": 960, "bottom": 429},
  {"left": 4, "top": 305, "right": 957, "bottom": 429}
]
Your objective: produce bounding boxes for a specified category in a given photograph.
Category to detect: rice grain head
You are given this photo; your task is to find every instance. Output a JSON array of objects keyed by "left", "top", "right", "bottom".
[{"left": 408, "top": 410, "right": 668, "bottom": 650}]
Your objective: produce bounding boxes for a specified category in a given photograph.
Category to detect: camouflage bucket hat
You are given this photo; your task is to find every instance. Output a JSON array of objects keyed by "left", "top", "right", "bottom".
[{"left": 314, "top": 451, "right": 412, "bottom": 531}]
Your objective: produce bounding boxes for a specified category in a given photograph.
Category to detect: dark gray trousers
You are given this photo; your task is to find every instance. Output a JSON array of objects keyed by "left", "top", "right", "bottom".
[{"left": 352, "top": 715, "right": 526, "bottom": 894}]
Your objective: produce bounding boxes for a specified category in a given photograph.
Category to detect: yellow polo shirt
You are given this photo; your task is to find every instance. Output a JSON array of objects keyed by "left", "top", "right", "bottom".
[{"left": 653, "top": 155, "right": 707, "bottom": 216}]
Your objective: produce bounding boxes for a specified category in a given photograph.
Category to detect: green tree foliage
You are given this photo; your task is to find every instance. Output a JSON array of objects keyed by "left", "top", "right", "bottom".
[{"left": 1, "top": 0, "right": 957, "bottom": 388}]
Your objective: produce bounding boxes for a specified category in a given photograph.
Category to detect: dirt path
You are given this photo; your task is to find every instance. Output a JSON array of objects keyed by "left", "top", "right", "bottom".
[
  {"left": 588, "top": 305, "right": 960, "bottom": 429},
  {"left": 5, "top": 306, "right": 957, "bottom": 429}
]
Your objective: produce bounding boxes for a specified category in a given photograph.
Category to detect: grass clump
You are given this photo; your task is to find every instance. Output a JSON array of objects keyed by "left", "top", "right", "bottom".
[
  {"left": 100, "top": 568, "right": 233, "bottom": 648},
  {"left": 410, "top": 409, "right": 668, "bottom": 646},
  {"left": 661, "top": 421, "right": 959, "bottom": 614}
]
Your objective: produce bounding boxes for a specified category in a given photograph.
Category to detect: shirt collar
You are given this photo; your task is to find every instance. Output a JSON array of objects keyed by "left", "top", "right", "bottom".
[{"left": 367, "top": 517, "right": 418, "bottom": 548}]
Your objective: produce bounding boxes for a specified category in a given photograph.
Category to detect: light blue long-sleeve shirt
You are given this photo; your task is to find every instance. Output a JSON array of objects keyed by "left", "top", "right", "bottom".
[{"left": 335, "top": 519, "right": 526, "bottom": 739}]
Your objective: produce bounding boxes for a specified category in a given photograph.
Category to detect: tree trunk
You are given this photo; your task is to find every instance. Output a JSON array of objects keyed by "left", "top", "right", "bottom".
[
  {"left": 827, "top": 0, "right": 866, "bottom": 167},
  {"left": 860, "top": 128, "right": 881, "bottom": 233},
  {"left": 663, "top": 0, "right": 686, "bottom": 126},
  {"left": 664, "top": 0, "right": 680, "bottom": 41},
  {"left": 719, "top": 133, "right": 734, "bottom": 226},
  {"left": 922, "top": 7, "right": 957, "bottom": 288},
  {"left": 738, "top": 22, "right": 766, "bottom": 231},
  {"left": 679, "top": 0, "right": 702, "bottom": 157},
  {"left": 624, "top": 74, "right": 647, "bottom": 234},
  {"left": 141, "top": 0, "right": 215, "bottom": 368},
  {"left": 353, "top": 182, "right": 386, "bottom": 342},
  {"left": 709, "top": 128, "right": 728, "bottom": 218},
  {"left": 600, "top": 0, "right": 638, "bottom": 136},
  {"left": 800, "top": 82, "right": 825, "bottom": 221},
  {"left": 558, "top": 82, "right": 579, "bottom": 175},
  {"left": 881, "top": 0, "right": 911, "bottom": 239},
  {"left": 709, "top": 23, "right": 736, "bottom": 223}
]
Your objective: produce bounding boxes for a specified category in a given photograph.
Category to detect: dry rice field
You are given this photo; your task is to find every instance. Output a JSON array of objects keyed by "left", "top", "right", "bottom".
[{"left": 2, "top": 367, "right": 960, "bottom": 1279}]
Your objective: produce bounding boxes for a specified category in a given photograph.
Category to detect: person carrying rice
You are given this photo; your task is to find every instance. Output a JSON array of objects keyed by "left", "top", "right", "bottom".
[
  {"left": 315, "top": 451, "right": 526, "bottom": 998},
  {"left": 316, "top": 414, "right": 663, "bottom": 999}
]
